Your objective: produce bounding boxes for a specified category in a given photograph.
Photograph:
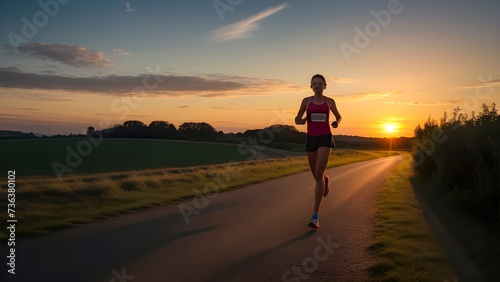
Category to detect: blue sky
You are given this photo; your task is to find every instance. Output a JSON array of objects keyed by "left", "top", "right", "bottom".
[{"left": 1, "top": 0, "right": 499, "bottom": 137}]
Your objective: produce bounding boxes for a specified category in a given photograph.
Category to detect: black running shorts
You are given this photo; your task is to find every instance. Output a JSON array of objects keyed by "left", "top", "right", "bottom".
[{"left": 305, "top": 133, "right": 335, "bottom": 152}]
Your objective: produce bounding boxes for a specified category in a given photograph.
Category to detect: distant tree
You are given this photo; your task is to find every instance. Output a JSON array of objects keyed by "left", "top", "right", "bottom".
[
  {"left": 268, "top": 124, "right": 298, "bottom": 132},
  {"left": 105, "top": 124, "right": 122, "bottom": 134},
  {"left": 148, "top": 121, "right": 168, "bottom": 128},
  {"left": 107, "top": 120, "right": 148, "bottom": 138},
  {"left": 87, "top": 126, "right": 95, "bottom": 137},
  {"left": 100, "top": 124, "right": 122, "bottom": 137},
  {"left": 477, "top": 103, "right": 498, "bottom": 125},
  {"left": 123, "top": 120, "right": 147, "bottom": 128},
  {"left": 243, "top": 124, "right": 305, "bottom": 143},
  {"left": 178, "top": 122, "right": 217, "bottom": 138},
  {"left": 148, "top": 120, "right": 177, "bottom": 138}
]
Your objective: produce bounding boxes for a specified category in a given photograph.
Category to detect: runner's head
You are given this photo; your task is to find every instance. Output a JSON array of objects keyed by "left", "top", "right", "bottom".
[{"left": 310, "top": 74, "right": 327, "bottom": 94}]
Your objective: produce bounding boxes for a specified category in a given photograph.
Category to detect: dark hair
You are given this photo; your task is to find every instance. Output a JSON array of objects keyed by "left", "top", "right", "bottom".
[{"left": 311, "top": 74, "right": 326, "bottom": 85}]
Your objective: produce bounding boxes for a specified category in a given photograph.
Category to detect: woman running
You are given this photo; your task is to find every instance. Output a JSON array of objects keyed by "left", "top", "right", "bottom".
[{"left": 295, "top": 74, "right": 342, "bottom": 229}]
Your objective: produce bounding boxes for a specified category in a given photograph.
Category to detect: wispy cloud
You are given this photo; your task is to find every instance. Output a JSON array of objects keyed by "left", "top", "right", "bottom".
[
  {"left": 124, "top": 3, "right": 134, "bottom": 12},
  {"left": 112, "top": 49, "right": 130, "bottom": 55},
  {"left": 211, "top": 3, "right": 289, "bottom": 41},
  {"left": 451, "top": 78, "right": 500, "bottom": 89},
  {"left": 91, "top": 113, "right": 150, "bottom": 119},
  {"left": 12, "top": 43, "right": 113, "bottom": 68},
  {"left": 0, "top": 113, "right": 24, "bottom": 117},
  {"left": 11, "top": 108, "right": 40, "bottom": 111},
  {"left": 381, "top": 101, "right": 452, "bottom": 106},
  {"left": 410, "top": 101, "right": 448, "bottom": 106},
  {"left": 336, "top": 92, "right": 403, "bottom": 101},
  {"left": 385, "top": 117, "right": 406, "bottom": 121},
  {"left": 0, "top": 89, "right": 76, "bottom": 101},
  {"left": 0, "top": 67, "right": 303, "bottom": 98},
  {"left": 177, "top": 105, "right": 194, "bottom": 108},
  {"left": 330, "top": 77, "right": 360, "bottom": 84}
]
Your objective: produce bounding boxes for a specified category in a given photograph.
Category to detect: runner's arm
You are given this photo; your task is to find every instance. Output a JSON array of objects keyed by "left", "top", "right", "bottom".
[
  {"left": 295, "top": 98, "right": 308, "bottom": 125},
  {"left": 328, "top": 98, "right": 342, "bottom": 126}
]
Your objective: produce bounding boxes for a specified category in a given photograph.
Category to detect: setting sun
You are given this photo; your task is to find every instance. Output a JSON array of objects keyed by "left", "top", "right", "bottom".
[{"left": 383, "top": 123, "right": 399, "bottom": 134}]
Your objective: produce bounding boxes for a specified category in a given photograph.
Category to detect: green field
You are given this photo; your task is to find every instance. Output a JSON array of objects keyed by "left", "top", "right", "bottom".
[
  {"left": 0, "top": 138, "right": 283, "bottom": 177},
  {"left": 0, "top": 148, "right": 400, "bottom": 238},
  {"left": 0, "top": 138, "right": 402, "bottom": 239}
]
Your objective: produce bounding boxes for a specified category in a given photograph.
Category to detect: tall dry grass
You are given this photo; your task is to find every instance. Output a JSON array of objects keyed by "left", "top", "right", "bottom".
[{"left": 0, "top": 150, "right": 399, "bottom": 238}]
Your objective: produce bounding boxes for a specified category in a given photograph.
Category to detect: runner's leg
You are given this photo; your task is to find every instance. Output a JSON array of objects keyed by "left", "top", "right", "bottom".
[
  {"left": 307, "top": 151, "right": 317, "bottom": 178},
  {"left": 313, "top": 146, "right": 331, "bottom": 213}
]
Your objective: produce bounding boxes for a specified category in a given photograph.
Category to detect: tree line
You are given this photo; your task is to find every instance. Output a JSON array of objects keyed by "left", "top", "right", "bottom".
[
  {"left": 86, "top": 120, "right": 307, "bottom": 144},
  {"left": 87, "top": 120, "right": 220, "bottom": 140},
  {"left": 2, "top": 120, "right": 412, "bottom": 151}
]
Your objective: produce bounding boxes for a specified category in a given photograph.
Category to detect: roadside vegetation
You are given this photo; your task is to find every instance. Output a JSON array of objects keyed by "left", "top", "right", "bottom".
[
  {"left": 411, "top": 172, "right": 500, "bottom": 281},
  {"left": 0, "top": 149, "right": 399, "bottom": 239},
  {"left": 370, "top": 103, "right": 499, "bottom": 281},
  {"left": 412, "top": 103, "right": 499, "bottom": 229},
  {"left": 410, "top": 103, "right": 500, "bottom": 280},
  {"left": 369, "top": 154, "right": 457, "bottom": 281}
]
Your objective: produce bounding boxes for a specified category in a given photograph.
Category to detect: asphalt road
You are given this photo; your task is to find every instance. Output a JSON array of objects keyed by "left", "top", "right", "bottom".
[{"left": 1, "top": 155, "right": 404, "bottom": 282}]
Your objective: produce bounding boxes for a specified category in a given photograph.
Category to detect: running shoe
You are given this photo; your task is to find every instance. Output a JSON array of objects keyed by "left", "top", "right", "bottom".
[{"left": 308, "top": 218, "right": 320, "bottom": 229}]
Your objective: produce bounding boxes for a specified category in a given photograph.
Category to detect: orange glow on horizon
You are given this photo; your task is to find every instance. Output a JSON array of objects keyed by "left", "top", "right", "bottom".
[
  {"left": 379, "top": 121, "right": 403, "bottom": 137},
  {"left": 385, "top": 124, "right": 395, "bottom": 133}
]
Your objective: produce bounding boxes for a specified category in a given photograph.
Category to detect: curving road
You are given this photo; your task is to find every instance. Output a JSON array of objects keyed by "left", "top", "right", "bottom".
[{"left": 1, "top": 155, "right": 404, "bottom": 282}]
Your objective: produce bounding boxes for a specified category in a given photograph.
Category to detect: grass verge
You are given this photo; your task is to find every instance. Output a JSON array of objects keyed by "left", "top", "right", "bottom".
[
  {"left": 0, "top": 149, "right": 400, "bottom": 240},
  {"left": 368, "top": 154, "right": 457, "bottom": 281},
  {"left": 411, "top": 173, "right": 500, "bottom": 281}
]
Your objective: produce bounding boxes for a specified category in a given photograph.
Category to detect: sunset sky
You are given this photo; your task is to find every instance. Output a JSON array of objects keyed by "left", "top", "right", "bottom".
[{"left": 1, "top": 0, "right": 499, "bottom": 137}]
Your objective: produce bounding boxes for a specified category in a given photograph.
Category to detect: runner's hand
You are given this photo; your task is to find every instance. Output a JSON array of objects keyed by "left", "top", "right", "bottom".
[
  {"left": 295, "top": 117, "right": 306, "bottom": 125},
  {"left": 331, "top": 121, "right": 338, "bottom": 128}
]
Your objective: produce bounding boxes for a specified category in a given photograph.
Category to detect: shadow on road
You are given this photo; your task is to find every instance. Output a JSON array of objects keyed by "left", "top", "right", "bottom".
[
  {"left": 9, "top": 213, "right": 220, "bottom": 282},
  {"left": 210, "top": 230, "right": 317, "bottom": 281}
]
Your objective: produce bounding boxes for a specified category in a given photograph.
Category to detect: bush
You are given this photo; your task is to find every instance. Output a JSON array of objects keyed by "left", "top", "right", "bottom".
[{"left": 412, "top": 103, "right": 500, "bottom": 228}]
